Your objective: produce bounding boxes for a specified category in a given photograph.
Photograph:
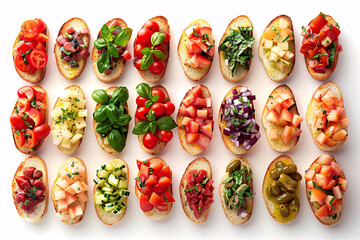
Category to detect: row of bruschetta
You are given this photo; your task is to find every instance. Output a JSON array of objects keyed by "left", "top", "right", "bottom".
[
  {"left": 12, "top": 154, "right": 347, "bottom": 225},
  {"left": 13, "top": 13, "right": 342, "bottom": 84}
]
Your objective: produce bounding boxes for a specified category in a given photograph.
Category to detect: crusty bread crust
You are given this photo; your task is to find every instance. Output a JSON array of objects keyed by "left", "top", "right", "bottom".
[
  {"left": 219, "top": 157, "right": 253, "bottom": 224},
  {"left": 135, "top": 157, "right": 173, "bottom": 220},
  {"left": 219, "top": 15, "right": 253, "bottom": 82},
  {"left": 258, "top": 15, "right": 295, "bottom": 81},
  {"left": 177, "top": 19, "right": 213, "bottom": 81},
  {"left": 93, "top": 86, "right": 129, "bottom": 154},
  {"left": 262, "top": 155, "right": 300, "bottom": 224},
  {"left": 177, "top": 85, "right": 212, "bottom": 155},
  {"left": 12, "top": 156, "right": 48, "bottom": 222},
  {"left": 51, "top": 157, "right": 87, "bottom": 225},
  {"left": 306, "top": 81, "right": 347, "bottom": 151},
  {"left": 262, "top": 85, "right": 301, "bottom": 152},
  {"left": 179, "top": 157, "right": 212, "bottom": 223},
  {"left": 54, "top": 17, "right": 90, "bottom": 80},
  {"left": 51, "top": 85, "right": 85, "bottom": 155},
  {"left": 136, "top": 16, "right": 170, "bottom": 83},
  {"left": 12, "top": 19, "right": 48, "bottom": 83},
  {"left": 94, "top": 158, "right": 129, "bottom": 225},
  {"left": 92, "top": 18, "right": 128, "bottom": 83},
  {"left": 11, "top": 86, "right": 48, "bottom": 154}
]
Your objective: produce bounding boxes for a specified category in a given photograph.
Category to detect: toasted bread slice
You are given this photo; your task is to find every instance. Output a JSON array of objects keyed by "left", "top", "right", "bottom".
[
  {"left": 51, "top": 85, "right": 86, "bottom": 155},
  {"left": 12, "top": 156, "right": 48, "bottom": 222},
  {"left": 93, "top": 86, "right": 129, "bottom": 154},
  {"left": 92, "top": 18, "right": 129, "bottom": 83},
  {"left": 51, "top": 157, "right": 87, "bottom": 225},
  {"left": 219, "top": 157, "right": 253, "bottom": 224},
  {"left": 135, "top": 85, "right": 170, "bottom": 154},
  {"left": 54, "top": 17, "right": 90, "bottom": 80},
  {"left": 94, "top": 158, "right": 129, "bottom": 225},
  {"left": 219, "top": 15, "right": 253, "bottom": 82},
  {"left": 304, "top": 15, "right": 339, "bottom": 80},
  {"left": 12, "top": 18, "right": 48, "bottom": 83},
  {"left": 306, "top": 81, "right": 347, "bottom": 151},
  {"left": 180, "top": 157, "right": 212, "bottom": 223},
  {"left": 177, "top": 85, "right": 212, "bottom": 155},
  {"left": 262, "top": 155, "right": 300, "bottom": 224},
  {"left": 178, "top": 19, "right": 213, "bottom": 81},
  {"left": 135, "top": 157, "right": 173, "bottom": 220},
  {"left": 259, "top": 15, "right": 295, "bottom": 81},
  {"left": 135, "top": 16, "right": 170, "bottom": 82},
  {"left": 11, "top": 86, "right": 48, "bottom": 154},
  {"left": 262, "top": 85, "right": 301, "bottom": 152}
]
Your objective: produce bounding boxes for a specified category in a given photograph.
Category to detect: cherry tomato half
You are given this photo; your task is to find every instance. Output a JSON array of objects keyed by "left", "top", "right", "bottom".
[
  {"left": 21, "top": 20, "right": 39, "bottom": 39},
  {"left": 136, "top": 96, "right": 148, "bottom": 107},
  {"left": 25, "top": 108, "right": 43, "bottom": 126},
  {"left": 151, "top": 103, "right": 166, "bottom": 117},
  {"left": 33, "top": 124, "right": 50, "bottom": 140},
  {"left": 134, "top": 58, "right": 143, "bottom": 71},
  {"left": 15, "top": 131, "right": 25, "bottom": 148},
  {"left": 35, "top": 19, "right": 46, "bottom": 33},
  {"left": 25, "top": 129, "right": 37, "bottom": 148},
  {"left": 29, "top": 50, "right": 47, "bottom": 69},
  {"left": 143, "top": 132, "right": 158, "bottom": 149},
  {"left": 151, "top": 88, "right": 166, "bottom": 103},
  {"left": 156, "top": 130, "right": 173, "bottom": 143},
  {"left": 17, "top": 86, "right": 36, "bottom": 100},
  {"left": 10, "top": 113, "right": 28, "bottom": 130},
  {"left": 149, "top": 61, "right": 164, "bottom": 75},
  {"left": 136, "top": 106, "right": 150, "bottom": 121},
  {"left": 16, "top": 98, "right": 30, "bottom": 113},
  {"left": 134, "top": 44, "right": 145, "bottom": 58},
  {"left": 143, "top": 20, "right": 160, "bottom": 33},
  {"left": 160, "top": 30, "right": 171, "bottom": 43},
  {"left": 136, "top": 28, "right": 153, "bottom": 46},
  {"left": 164, "top": 102, "right": 175, "bottom": 116},
  {"left": 14, "top": 52, "right": 32, "bottom": 73}
]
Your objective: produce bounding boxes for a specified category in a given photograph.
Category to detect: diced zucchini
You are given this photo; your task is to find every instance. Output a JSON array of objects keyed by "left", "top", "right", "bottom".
[
  {"left": 119, "top": 189, "right": 130, "bottom": 197},
  {"left": 93, "top": 178, "right": 105, "bottom": 185},
  {"left": 103, "top": 203, "right": 117, "bottom": 212},
  {"left": 119, "top": 201, "right": 127, "bottom": 208},
  {"left": 104, "top": 192, "right": 112, "bottom": 199},
  {"left": 95, "top": 194, "right": 107, "bottom": 205},
  {"left": 97, "top": 169, "right": 110, "bottom": 179},
  {"left": 101, "top": 187, "right": 113, "bottom": 193},
  {"left": 117, "top": 180, "right": 127, "bottom": 189},
  {"left": 112, "top": 168, "right": 123, "bottom": 177},
  {"left": 105, "top": 162, "right": 115, "bottom": 171},
  {"left": 104, "top": 182, "right": 111, "bottom": 188},
  {"left": 112, "top": 205, "right": 123, "bottom": 215},
  {"left": 108, "top": 174, "right": 119, "bottom": 187}
]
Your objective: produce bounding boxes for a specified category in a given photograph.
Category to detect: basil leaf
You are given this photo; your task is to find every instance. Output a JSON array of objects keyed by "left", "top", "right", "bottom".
[
  {"left": 93, "top": 105, "right": 107, "bottom": 122},
  {"left": 132, "top": 121, "right": 150, "bottom": 135},
  {"left": 101, "top": 24, "right": 113, "bottom": 43},
  {"left": 114, "top": 28, "right": 132, "bottom": 47},
  {"left": 151, "top": 94, "right": 159, "bottom": 103},
  {"left": 136, "top": 83, "right": 151, "bottom": 99},
  {"left": 92, "top": 89, "right": 109, "bottom": 104},
  {"left": 107, "top": 43, "right": 119, "bottom": 58},
  {"left": 106, "top": 104, "right": 119, "bottom": 124},
  {"left": 96, "top": 121, "right": 112, "bottom": 134},
  {"left": 97, "top": 51, "right": 111, "bottom": 73},
  {"left": 107, "top": 129, "right": 126, "bottom": 153},
  {"left": 120, "top": 126, "right": 127, "bottom": 132},
  {"left": 140, "top": 47, "right": 151, "bottom": 55},
  {"left": 156, "top": 116, "right": 177, "bottom": 131},
  {"left": 152, "top": 49, "right": 165, "bottom": 59},
  {"left": 116, "top": 114, "right": 132, "bottom": 127},
  {"left": 110, "top": 87, "right": 129, "bottom": 105},
  {"left": 147, "top": 109, "right": 156, "bottom": 121},
  {"left": 118, "top": 104, "right": 124, "bottom": 115},
  {"left": 149, "top": 122, "right": 157, "bottom": 135},
  {"left": 145, "top": 100, "right": 153, "bottom": 108},
  {"left": 140, "top": 53, "right": 153, "bottom": 70},
  {"left": 109, "top": 25, "right": 122, "bottom": 33},
  {"left": 94, "top": 38, "right": 107, "bottom": 49},
  {"left": 151, "top": 32, "right": 166, "bottom": 46}
]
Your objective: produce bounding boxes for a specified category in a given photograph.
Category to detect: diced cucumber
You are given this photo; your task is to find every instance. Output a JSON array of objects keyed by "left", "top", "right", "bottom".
[
  {"left": 119, "top": 189, "right": 130, "bottom": 197},
  {"left": 117, "top": 180, "right": 127, "bottom": 189},
  {"left": 112, "top": 205, "right": 123, "bottom": 215},
  {"left": 105, "top": 162, "right": 115, "bottom": 171},
  {"left": 119, "top": 201, "right": 127, "bottom": 208},
  {"left": 95, "top": 194, "right": 107, "bottom": 205},
  {"left": 103, "top": 203, "right": 117, "bottom": 212},
  {"left": 101, "top": 187, "right": 113, "bottom": 193},
  {"left": 93, "top": 178, "right": 105, "bottom": 185},
  {"left": 109, "top": 195, "right": 120, "bottom": 202},
  {"left": 104, "top": 182, "right": 111, "bottom": 188},
  {"left": 107, "top": 174, "right": 119, "bottom": 187},
  {"left": 104, "top": 193, "right": 112, "bottom": 199},
  {"left": 97, "top": 169, "right": 110, "bottom": 179},
  {"left": 112, "top": 168, "right": 123, "bottom": 177}
]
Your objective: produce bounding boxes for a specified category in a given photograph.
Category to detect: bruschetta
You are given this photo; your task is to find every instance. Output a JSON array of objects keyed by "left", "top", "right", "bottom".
[
  {"left": 50, "top": 85, "right": 87, "bottom": 155},
  {"left": 92, "top": 18, "right": 132, "bottom": 83},
  {"left": 93, "top": 158, "right": 129, "bottom": 225},
  {"left": 10, "top": 85, "right": 50, "bottom": 154},
  {"left": 54, "top": 17, "right": 91, "bottom": 80},
  {"left": 218, "top": 15, "right": 254, "bottom": 82},
  {"left": 262, "top": 85, "right": 303, "bottom": 152},
  {"left": 304, "top": 154, "right": 347, "bottom": 225},
  {"left": 135, "top": 158, "right": 174, "bottom": 220},
  {"left": 12, "top": 156, "right": 48, "bottom": 222},
  {"left": 178, "top": 19, "right": 215, "bottom": 81},
  {"left": 51, "top": 157, "right": 88, "bottom": 225},
  {"left": 219, "top": 157, "right": 254, "bottom": 224},
  {"left": 262, "top": 155, "right": 301, "bottom": 224},
  {"left": 259, "top": 15, "right": 295, "bottom": 81},
  {"left": 92, "top": 86, "right": 131, "bottom": 154},
  {"left": 133, "top": 16, "right": 170, "bottom": 82},
  {"left": 180, "top": 157, "right": 214, "bottom": 224},
  {"left": 306, "top": 81, "right": 348, "bottom": 151},
  {"left": 132, "top": 83, "right": 177, "bottom": 154},
  {"left": 300, "top": 13, "right": 342, "bottom": 80},
  {"left": 177, "top": 85, "right": 213, "bottom": 154},
  {"left": 13, "top": 19, "right": 49, "bottom": 83},
  {"left": 218, "top": 85, "right": 260, "bottom": 154}
]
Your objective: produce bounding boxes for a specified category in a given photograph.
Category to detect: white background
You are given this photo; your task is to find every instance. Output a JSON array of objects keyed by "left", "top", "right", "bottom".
[{"left": 1, "top": 0, "right": 359, "bottom": 239}]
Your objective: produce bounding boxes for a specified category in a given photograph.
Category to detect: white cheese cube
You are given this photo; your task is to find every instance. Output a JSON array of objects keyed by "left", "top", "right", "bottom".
[
  {"left": 62, "top": 102, "right": 71, "bottom": 111},
  {"left": 61, "top": 129, "right": 73, "bottom": 140},
  {"left": 271, "top": 46, "right": 286, "bottom": 58},
  {"left": 76, "top": 99, "right": 86, "bottom": 109},
  {"left": 269, "top": 51, "right": 280, "bottom": 62},
  {"left": 75, "top": 117, "right": 86, "bottom": 130},
  {"left": 51, "top": 108, "right": 63, "bottom": 119},
  {"left": 77, "top": 110, "right": 87, "bottom": 118},
  {"left": 61, "top": 140, "right": 73, "bottom": 149},
  {"left": 283, "top": 51, "right": 294, "bottom": 61},
  {"left": 70, "top": 134, "right": 84, "bottom": 144},
  {"left": 50, "top": 130, "right": 63, "bottom": 145},
  {"left": 276, "top": 62, "right": 286, "bottom": 73},
  {"left": 277, "top": 42, "right": 289, "bottom": 51},
  {"left": 263, "top": 40, "right": 273, "bottom": 49},
  {"left": 279, "top": 18, "right": 289, "bottom": 29}
]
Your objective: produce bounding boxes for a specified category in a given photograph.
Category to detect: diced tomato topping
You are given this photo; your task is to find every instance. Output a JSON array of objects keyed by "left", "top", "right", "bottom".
[
  {"left": 310, "top": 188, "right": 327, "bottom": 202},
  {"left": 196, "top": 134, "right": 210, "bottom": 150},
  {"left": 315, "top": 205, "right": 330, "bottom": 218},
  {"left": 156, "top": 166, "right": 172, "bottom": 179},
  {"left": 145, "top": 174, "right": 158, "bottom": 186},
  {"left": 194, "top": 97, "right": 207, "bottom": 108},
  {"left": 315, "top": 174, "right": 330, "bottom": 188},
  {"left": 189, "top": 121, "right": 199, "bottom": 133},
  {"left": 320, "top": 165, "right": 332, "bottom": 176},
  {"left": 140, "top": 195, "right": 154, "bottom": 212},
  {"left": 191, "top": 85, "right": 203, "bottom": 98},
  {"left": 338, "top": 178, "right": 347, "bottom": 192},
  {"left": 140, "top": 164, "right": 149, "bottom": 179},
  {"left": 265, "top": 110, "right": 279, "bottom": 123},
  {"left": 149, "top": 162, "right": 164, "bottom": 174},
  {"left": 316, "top": 132, "right": 327, "bottom": 145},
  {"left": 280, "top": 109, "right": 293, "bottom": 122},
  {"left": 322, "top": 179, "right": 337, "bottom": 190},
  {"left": 305, "top": 169, "right": 315, "bottom": 181},
  {"left": 196, "top": 109, "right": 208, "bottom": 119},
  {"left": 310, "top": 14, "right": 328, "bottom": 34},
  {"left": 149, "top": 192, "right": 163, "bottom": 206},
  {"left": 332, "top": 185, "right": 343, "bottom": 200},
  {"left": 186, "top": 133, "right": 200, "bottom": 144},
  {"left": 161, "top": 191, "right": 175, "bottom": 203},
  {"left": 291, "top": 114, "right": 303, "bottom": 128},
  {"left": 182, "top": 94, "right": 196, "bottom": 107}
]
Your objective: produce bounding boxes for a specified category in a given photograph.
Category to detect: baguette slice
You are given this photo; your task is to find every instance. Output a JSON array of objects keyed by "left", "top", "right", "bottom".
[
  {"left": 51, "top": 157, "right": 87, "bottom": 225},
  {"left": 258, "top": 15, "right": 295, "bottom": 81},
  {"left": 177, "top": 85, "right": 212, "bottom": 155},
  {"left": 54, "top": 17, "right": 90, "bottom": 80},
  {"left": 135, "top": 16, "right": 170, "bottom": 82},
  {"left": 92, "top": 18, "right": 129, "bottom": 83},
  {"left": 306, "top": 81, "right": 347, "bottom": 151},
  {"left": 11, "top": 86, "right": 48, "bottom": 154},
  {"left": 93, "top": 86, "right": 129, "bottom": 154},
  {"left": 135, "top": 85, "right": 170, "bottom": 154},
  {"left": 180, "top": 157, "right": 212, "bottom": 223},
  {"left": 12, "top": 18, "right": 49, "bottom": 83},
  {"left": 219, "top": 157, "right": 253, "bottom": 224},
  {"left": 94, "top": 158, "right": 129, "bottom": 225},
  {"left": 304, "top": 14, "right": 339, "bottom": 80},
  {"left": 262, "top": 85, "right": 301, "bottom": 152},
  {"left": 51, "top": 85, "right": 86, "bottom": 155},
  {"left": 262, "top": 155, "right": 300, "bottom": 224},
  {"left": 219, "top": 15, "right": 253, "bottom": 82},
  {"left": 178, "top": 19, "right": 213, "bottom": 81},
  {"left": 12, "top": 156, "right": 48, "bottom": 222},
  {"left": 135, "top": 157, "right": 173, "bottom": 220}
]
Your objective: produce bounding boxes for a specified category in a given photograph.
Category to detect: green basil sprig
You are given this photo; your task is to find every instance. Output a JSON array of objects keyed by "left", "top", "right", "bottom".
[
  {"left": 94, "top": 24, "right": 132, "bottom": 73},
  {"left": 132, "top": 110, "right": 177, "bottom": 135},
  {"left": 140, "top": 32, "right": 166, "bottom": 70},
  {"left": 135, "top": 83, "right": 159, "bottom": 108}
]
